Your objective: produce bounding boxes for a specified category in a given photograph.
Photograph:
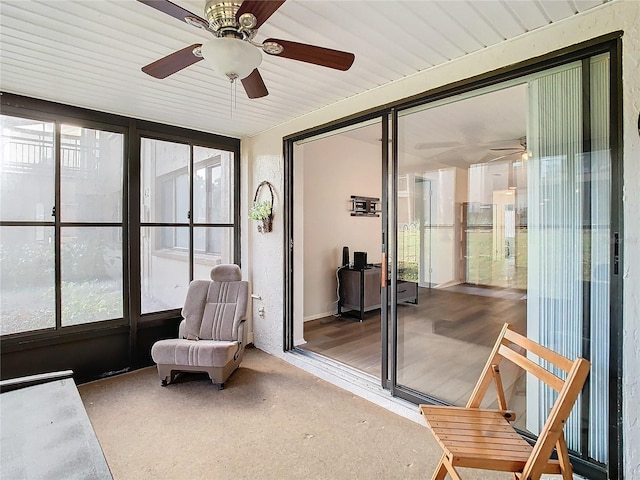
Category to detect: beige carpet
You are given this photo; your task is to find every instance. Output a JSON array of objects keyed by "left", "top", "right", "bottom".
[{"left": 79, "top": 347, "right": 515, "bottom": 480}]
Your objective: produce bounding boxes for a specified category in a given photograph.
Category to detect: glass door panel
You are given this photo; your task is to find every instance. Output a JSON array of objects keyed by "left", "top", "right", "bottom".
[
  {"left": 395, "top": 84, "right": 529, "bottom": 406},
  {"left": 392, "top": 55, "right": 611, "bottom": 465},
  {"left": 293, "top": 118, "right": 384, "bottom": 380}
]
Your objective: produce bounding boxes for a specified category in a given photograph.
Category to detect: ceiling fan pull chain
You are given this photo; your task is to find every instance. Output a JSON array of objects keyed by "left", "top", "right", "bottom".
[{"left": 226, "top": 73, "right": 238, "bottom": 118}]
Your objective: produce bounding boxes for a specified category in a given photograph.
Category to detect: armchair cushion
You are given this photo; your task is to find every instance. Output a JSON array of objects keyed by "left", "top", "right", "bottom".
[
  {"left": 151, "top": 339, "right": 240, "bottom": 368},
  {"left": 200, "top": 281, "right": 248, "bottom": 341}
]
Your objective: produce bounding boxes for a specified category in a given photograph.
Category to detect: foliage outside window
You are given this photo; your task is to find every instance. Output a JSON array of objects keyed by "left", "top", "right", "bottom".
[{"left": 0, "top": 115, "right": 124, "bottom": 335}]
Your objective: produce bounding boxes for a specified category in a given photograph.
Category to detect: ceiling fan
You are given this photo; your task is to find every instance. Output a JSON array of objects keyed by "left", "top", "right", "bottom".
[
  {"left": 137, "top": 0, "right": 355, "bottom": 99},
  {"left": 488, "top": 136, "right": 528, "bottom": 162}
]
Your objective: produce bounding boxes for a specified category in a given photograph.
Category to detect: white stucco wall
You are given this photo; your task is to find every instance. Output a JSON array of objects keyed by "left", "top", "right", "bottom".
[{"left": 241, "top": 1, "right": 640, "bottom": 476}]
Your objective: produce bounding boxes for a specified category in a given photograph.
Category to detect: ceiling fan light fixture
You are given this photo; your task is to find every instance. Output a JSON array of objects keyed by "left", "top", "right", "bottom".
[{"left": 200, "top": 37, "right": 262, "bottom": 80}]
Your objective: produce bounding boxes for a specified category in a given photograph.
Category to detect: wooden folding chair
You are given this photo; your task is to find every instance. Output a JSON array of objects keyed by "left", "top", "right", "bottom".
[{"left": 419, "top": 323, "right": 590, "bottom": 480}]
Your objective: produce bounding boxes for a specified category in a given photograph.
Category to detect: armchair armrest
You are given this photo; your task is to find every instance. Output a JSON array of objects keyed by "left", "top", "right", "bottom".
[
  {"left": 237, "top": 319, "right": 246, "bottom": 346},
  {"left": 178, "top": 319, "right": 187, "bottom": 339}
]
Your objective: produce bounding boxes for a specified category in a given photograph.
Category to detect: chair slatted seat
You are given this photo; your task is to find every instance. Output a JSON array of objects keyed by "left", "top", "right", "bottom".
[{"left": 419, "top": 323, "right": 590, "bottom": 480}]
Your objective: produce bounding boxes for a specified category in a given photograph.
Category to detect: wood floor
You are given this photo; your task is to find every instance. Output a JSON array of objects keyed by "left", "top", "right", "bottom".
[{"left": 300, "top": 284, "right": 528, "bottom": 428}]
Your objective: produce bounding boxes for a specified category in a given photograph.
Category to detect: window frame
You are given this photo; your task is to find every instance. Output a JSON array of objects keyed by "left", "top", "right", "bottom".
[
  {"left": 0, "top": 94, "right": 241, "bottom": 341},
  {"left": 1, "top": 111, "right": 129, "bottom": 336},
  {"left": 136, "top": 131, "right": 240, "bottom": 321}
]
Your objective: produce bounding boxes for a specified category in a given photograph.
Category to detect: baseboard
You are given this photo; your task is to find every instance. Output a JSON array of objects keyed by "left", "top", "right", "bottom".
[{"left": 303, "top": 311, "right": 335, "bottom": 322}]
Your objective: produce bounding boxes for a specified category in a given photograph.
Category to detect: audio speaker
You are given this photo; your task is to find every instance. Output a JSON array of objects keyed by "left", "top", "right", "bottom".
[
  {"left": 353, "top": 251, "right": 367, "bottom": 270},
  {"left": 342, "top": 246, "right": 350, "bottom": 266}
]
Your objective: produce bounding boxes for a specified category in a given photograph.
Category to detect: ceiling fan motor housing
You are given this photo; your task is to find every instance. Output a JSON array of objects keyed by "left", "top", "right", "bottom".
[{"left": 204, "top": 1, "right": 255, "bottom": 39}]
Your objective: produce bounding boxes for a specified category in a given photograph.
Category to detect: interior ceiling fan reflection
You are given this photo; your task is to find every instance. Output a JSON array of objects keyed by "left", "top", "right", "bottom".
[
  {"left": 137, "top": 0, "right": 355, "bottom": 99},
  {"left": 413, "top": 140, "right": 462, "bottom": 150},
  {"left": 488, "top": 136, "right": 528, "bottom": 162}
]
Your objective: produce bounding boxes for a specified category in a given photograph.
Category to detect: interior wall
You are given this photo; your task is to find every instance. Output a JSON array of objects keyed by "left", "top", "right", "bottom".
[
  {"left": 300, "top": 134, "right": 382, "bottom": 324},
  {"left": 241, "top": 2, "right": 640, "bottom": 476}
]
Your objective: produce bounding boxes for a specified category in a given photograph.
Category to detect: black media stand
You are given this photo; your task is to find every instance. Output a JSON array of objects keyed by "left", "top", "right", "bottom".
[
  {"left": 338, "top": 266, "right": 382, "bottom": 320},
  {"left": 337, "top": 266, "right": 418, "bottom": 321}
]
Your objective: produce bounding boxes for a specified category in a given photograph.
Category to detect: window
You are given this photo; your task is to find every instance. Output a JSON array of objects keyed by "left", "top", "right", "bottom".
[
  {"left": 140, "top": 138, "right": 236, "bottom": 314},
  {"left": 1, "top": 100, "right": 240, "bottom": 337},
  {"left": 1, "top": 115, "right": 125, "bottom": 334}
]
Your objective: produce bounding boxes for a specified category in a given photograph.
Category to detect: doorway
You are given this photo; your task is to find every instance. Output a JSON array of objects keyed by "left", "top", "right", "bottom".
[
  {"left": 286, "top": 43, "right": 620, "bottom": 479},
  {"left": 292, "top": 118, "right": 385, "bottom": 381}
]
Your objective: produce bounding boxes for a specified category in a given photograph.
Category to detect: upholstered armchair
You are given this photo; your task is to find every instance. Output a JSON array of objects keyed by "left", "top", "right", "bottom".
[{"left": 150, "top": 264, "right": 249, "bottom": 389}]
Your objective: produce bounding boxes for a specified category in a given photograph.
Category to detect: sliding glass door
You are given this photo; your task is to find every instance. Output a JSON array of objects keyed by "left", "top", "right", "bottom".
[
  {"left": 391, "top": 53, "right": 613, "bottom": 466},
  {"left": 284, "top": 38, "right": 621, "bottom": 479},
  {"left": 292, "top": 118, "right": 386, "bottom": 380}
]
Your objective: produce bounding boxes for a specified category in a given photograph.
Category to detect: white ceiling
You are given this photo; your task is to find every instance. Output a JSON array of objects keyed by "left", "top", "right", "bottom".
[
  {"left": 328, "top": 83, "right": 527, "bottom": 171},
  {"left": 0, "top": 0, "right": 606, "bottom": 139}
]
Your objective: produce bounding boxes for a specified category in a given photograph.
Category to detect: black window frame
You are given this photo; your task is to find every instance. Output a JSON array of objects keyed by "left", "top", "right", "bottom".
[
  {"left": 137, "top": 132, "right": 240, "bottom": 319},
  {"left": 0, "top": 93, "right": 241, "bottom": 349}
]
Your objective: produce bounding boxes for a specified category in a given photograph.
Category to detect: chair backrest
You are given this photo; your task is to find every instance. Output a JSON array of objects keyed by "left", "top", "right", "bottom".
[
  {"left": 467, "top": 323, "right": 590, "bottom": 480},
  {"left": 181, "top": 265, "right": 248, "bottom": 342}
]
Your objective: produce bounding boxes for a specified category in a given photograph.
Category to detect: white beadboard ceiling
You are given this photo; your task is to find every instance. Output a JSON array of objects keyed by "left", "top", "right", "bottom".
[{"left": 0, "top": 0, "right": 606, "bottom": 139}]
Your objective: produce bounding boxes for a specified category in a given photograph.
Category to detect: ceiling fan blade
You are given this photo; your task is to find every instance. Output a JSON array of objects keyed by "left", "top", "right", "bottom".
[
  {"left": 137, "top": 0, "right": 208, "bottom": 28},
  {"left": 263, "top": 38, "right": 355, "bottom": 71},
  {"left": 488, "top": 152, "right": 519, "bottom": 162},
  {"left": 241, "top": 69, "right": 268, "bottom": 99},
  {"left": 415, "top": 141, "right": 462, "bottom": 150},
  {"left": 142, "top": 44, "right": 203, "bottom": 79},
  {"left": 236, "top": 1, "right": 286, "bottom": 29}
]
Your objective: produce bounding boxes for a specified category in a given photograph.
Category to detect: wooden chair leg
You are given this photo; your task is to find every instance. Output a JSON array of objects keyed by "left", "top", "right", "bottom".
[
  {"left": 443, "top": 457, "right": 463, "bottom": 480},
  {"left": 431, "top": 455, "right": 448, "bottom": 480},
  {"left": 556, "top": 432, "right": 573, "bottom": 480}
]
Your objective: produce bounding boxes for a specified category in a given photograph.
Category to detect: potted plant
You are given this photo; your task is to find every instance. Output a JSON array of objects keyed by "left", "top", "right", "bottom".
[
  {"left": 249, "top": 200, "right": 273, "bottom": 233},
  {"left": 250, "top": 181, "right": 274, "bottom": 233}
]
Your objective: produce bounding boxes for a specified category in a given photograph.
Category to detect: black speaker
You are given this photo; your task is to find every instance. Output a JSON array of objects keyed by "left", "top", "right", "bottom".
[
  {"left": 342, "top": 246, "right": 350, "bottom": 266},
  {"left": 353, "top": 251, "right": 367, "bottom": 270}
]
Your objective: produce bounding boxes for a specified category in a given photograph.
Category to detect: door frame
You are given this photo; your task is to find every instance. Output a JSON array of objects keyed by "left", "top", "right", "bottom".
[
  {"left": 283, "top": 32, "right": 623, "bottom": 480},
  {"left": 283, "top": 111, "right": 391, "bottom": 387}
]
